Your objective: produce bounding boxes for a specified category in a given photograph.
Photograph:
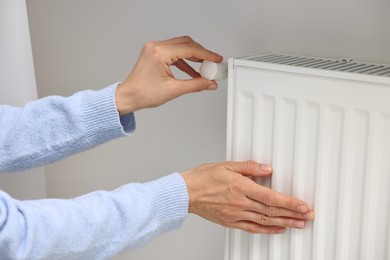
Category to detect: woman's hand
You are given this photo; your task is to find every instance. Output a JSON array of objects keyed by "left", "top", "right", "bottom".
[
  {"left": 115, "top": 36, "right": 223, "bottom": 115},
  {"left": 181, "top": 160, "right": 315, "bottom": 234}
]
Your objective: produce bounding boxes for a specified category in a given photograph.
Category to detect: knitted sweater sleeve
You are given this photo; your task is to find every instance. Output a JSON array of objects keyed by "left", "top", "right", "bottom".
[
  {"left": 0, "top": 173, "right": 189, "bottom": 259},
  {"left": 0, "top": 83, "right": 135, "bottom": 173},
  {"left": 0, "top": 83, "right": 189, "bottom": 259}
]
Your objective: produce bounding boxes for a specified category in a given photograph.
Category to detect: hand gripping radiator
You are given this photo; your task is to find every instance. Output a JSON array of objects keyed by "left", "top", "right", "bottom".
[{"left": 225, "top": 53, "right": 390, "bottom": 260}]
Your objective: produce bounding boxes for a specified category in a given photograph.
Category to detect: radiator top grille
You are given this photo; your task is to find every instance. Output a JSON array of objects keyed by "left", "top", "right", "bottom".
[{"left": 244, "top": 53, "right": 390, "bottom": 77}]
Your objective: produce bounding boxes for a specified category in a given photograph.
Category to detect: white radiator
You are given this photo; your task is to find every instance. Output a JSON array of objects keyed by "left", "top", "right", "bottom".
[{"left": 224, "top": 53, "right": 390, "bottom": 260}]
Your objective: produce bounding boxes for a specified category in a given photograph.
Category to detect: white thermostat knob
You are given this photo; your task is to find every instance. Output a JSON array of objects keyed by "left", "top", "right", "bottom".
[{"left": 200, "top": 60, "right": 228, "bottom": 81}]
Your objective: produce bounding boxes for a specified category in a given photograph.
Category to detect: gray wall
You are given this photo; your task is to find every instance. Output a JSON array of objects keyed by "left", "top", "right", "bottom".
[{"left": 26, "top": 0, "right": 390, "bottom": 259}]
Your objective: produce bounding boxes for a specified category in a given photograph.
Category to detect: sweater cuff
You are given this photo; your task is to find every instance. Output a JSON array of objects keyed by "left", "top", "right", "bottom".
[
  {"left": 81, "top": 83, "right": 136, "bottom": 142},
  {"left": 149, "top": 173, "right": 189, "bottom": 233}
]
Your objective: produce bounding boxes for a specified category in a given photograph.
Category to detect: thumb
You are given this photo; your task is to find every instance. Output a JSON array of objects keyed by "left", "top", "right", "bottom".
[
  {"left": 176, "top": 77, "right": 218, "bottom": 95},
  {"left": 225, "top": 160, "right": 273, "bottom": 178}
]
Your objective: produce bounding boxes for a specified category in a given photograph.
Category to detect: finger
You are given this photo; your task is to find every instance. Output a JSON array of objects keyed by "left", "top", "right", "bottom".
[
  {"left": 246, "top": 197, "right": 307, "bottom": 219},
  {"left": 174, "top": 77, "right": 218, "bottom": 95},
  {"left": 164, "top": 43, "right": 223, "bottom": 64},
  {"left": 232, "top": 221, "right": 286, "bottom": 234},
  {"left": 246, "top": 185, "right": 312, "bottom": 215},
  {"left": 242, "top": 211, "right": 306, "bottom": 229},
  {"left": 225, "top": 160, "right": 273, "bottom": 177},
  {"left": 157, "top": 36, "right": 221, "bottom": 63},
  {"left": 185, "top": 57, "right": 205, "bottom": 63},
  {"left": 173, "top": 59, "right": 201, "bottom": 78}
]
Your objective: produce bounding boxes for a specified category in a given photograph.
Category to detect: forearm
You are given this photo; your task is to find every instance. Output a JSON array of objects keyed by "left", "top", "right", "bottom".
[
  {"left": 0, "top": 173, "right": 188, "bottom": 260},
  {"left": 0, "top": 83, "right": 135, "bottom": 173}
]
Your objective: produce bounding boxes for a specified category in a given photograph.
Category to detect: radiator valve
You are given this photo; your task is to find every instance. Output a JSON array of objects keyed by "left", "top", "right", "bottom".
[{"left": 200, "top": 60, "right": 228, "bottom": 81}]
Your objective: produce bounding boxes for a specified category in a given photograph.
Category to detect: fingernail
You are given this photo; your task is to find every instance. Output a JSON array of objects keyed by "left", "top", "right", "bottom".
[
  {"left": 295, "top": 221, "right": 306, "bottom": 229},
  {"left": 260, "top": 164, "right": 272, "bottom": 172},
  {"left": 298, "top": 205, "right": 308, "bottom": 213},
  {"left": 208, "top": 84, "right": 217, "bottom": 90},
  {"left": 305, "top": 210, "right": 315, "bottom": 221},
  {"left": 276, "top": 227, "right": 286, "bottom": 234}
]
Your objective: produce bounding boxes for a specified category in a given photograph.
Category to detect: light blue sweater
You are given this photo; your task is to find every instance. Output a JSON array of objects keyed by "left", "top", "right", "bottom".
[{"left": 0, "top": 83, "right": 189, "bottom": 259}]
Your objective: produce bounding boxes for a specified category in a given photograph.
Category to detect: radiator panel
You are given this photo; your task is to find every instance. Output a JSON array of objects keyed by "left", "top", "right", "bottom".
[{"left": 225, "top": 56, "right": 390, "bottom": 260}]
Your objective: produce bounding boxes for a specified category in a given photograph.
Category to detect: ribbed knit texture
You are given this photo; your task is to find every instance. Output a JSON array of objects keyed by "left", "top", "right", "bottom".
[
  {"left": 0, "top": 83, "right": 135, "bottom": 172},
  {"left": 0, "top": 84, "right": 189, "bottom": 259}
]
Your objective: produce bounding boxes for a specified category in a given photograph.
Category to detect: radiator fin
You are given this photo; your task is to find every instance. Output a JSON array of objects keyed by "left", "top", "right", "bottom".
[{"left": 246, "top": 53, "right": 390, "bottom": 77}]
